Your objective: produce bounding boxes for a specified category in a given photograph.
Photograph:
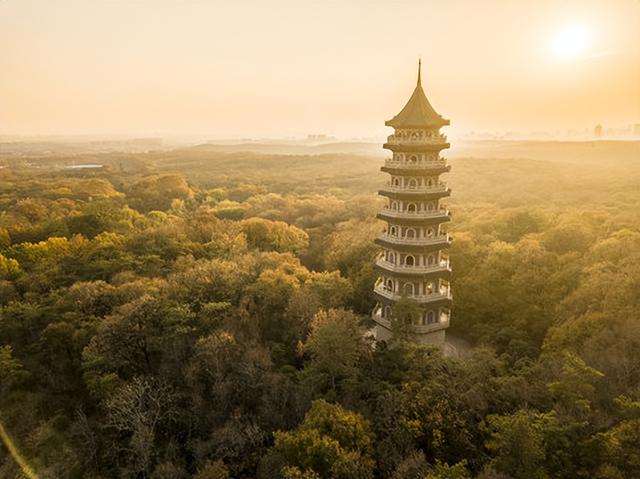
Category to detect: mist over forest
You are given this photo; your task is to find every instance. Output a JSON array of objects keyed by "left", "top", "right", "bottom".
[{"left": 0, "top": 139, "right": 639, "bottom": 478}]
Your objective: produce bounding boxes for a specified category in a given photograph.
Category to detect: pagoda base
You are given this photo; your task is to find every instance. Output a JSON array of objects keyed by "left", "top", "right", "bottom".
[{"left": 374, "top": 322, "right": 446, "bottom": 346}]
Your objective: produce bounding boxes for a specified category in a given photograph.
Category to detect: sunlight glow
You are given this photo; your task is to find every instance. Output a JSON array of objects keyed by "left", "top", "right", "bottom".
[{"left": 551, "top": 24, "right": 590, "bottom": 60}]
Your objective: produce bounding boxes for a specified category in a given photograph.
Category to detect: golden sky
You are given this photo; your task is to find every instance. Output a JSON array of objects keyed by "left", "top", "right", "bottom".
[{"left": 1, "top": 0, "right": 638, "bottom": 138}]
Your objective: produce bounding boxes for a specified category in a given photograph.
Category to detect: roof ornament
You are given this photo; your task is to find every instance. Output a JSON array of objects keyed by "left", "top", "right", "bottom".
[{"left": 417, "top": 58, "right": 422, "bottom": 86}]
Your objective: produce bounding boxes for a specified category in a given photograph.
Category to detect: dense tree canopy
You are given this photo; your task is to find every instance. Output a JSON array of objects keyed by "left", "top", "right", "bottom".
[{"left": 0, "top": 142, "right": 639, "bottom": 478}]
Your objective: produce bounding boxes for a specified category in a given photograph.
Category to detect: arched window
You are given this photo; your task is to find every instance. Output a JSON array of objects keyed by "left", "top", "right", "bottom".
[
  {"left": 388, "top": 252, "right": 396, "bottom": 264},
  {"left": 406, "top": 228, "right": 416, "bottom": 239},
  {"left": 428, "top": 153, "right": 435, "bottom": 161},
  {"left": 407, "top": 203, "right": 417, "bottom": 213},
  {"left": 391, "top": 201, "right": 399, "bottom": 211},
  {"left": 409, "top": 155, "right": 418, "bottom": 163},
  {"left": 386, "top": 279, "right": 394, "bottom": 292},
  {"left": 426, "top": 282, "right": 434, "bottom": 294},
  {"left": 427, "top": 178, "right": 433, "bottom": 187},
  {"left": 392, "top": 177, "right": 400, "bottom": 186},
  {"left": 427, "top": 255, "right": 435, "bottom": 265},
  {"left": 408, "top": 178, "right": 417, "bottom": 189},
  {"left": 411, "top": 132, "right": 418, "bottom": 140},
  {"left": 426, "top": 228, "right": 434, "bottom": 238},
  {"left": 384, "top": 305, "right": 392, "bottom": 318},
  {"left": 427, "top": 311, "right": 435, "bottom": 324},
  {"left": 427, "top": 202, "right": 435, "bottom": 211},
  {"left": 405, "top": 255, "right": 415, "bottom": 266},
  {"left": 403, "top": 282, "right": 415, "bottom": 295},
  {"left": 389, "top": 226, "right": 397, "bottom": 237}
]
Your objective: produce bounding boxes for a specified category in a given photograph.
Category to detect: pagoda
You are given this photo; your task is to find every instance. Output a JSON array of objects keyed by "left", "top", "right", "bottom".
[{"left": 372, "top": 60, "right": 452, "bottom": 345}]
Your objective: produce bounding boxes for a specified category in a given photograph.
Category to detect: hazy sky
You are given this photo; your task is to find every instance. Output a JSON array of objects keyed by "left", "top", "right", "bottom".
[{"left": 1, "top": 0, "right": 639, "bottom": 138}]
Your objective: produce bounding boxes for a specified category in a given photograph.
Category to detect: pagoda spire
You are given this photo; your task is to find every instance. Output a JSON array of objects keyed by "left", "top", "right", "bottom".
[{"left": 385, "top": 61, "right": 449, "bottom": 129}]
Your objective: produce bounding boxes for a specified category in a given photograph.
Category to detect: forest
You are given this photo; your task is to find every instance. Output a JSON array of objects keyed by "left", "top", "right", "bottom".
[{"left": 0, "top": 140, "right": 639, "bottom": 479}]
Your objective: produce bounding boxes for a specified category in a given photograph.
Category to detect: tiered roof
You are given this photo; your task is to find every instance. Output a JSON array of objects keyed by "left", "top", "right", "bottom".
[{"left": 385, "top": 60, "right": 449, "bottom": 129}]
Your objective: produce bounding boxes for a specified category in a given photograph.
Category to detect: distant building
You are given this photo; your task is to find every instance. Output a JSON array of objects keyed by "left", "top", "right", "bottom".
[
  {"left": 307, "top": 134, "right": 328, "bottom": 141},
  {"left": 594, "top": 124, "right": 603, "bottom": 138},
  {"left": 372, "top": 60, "right": 452, "bottom": 346}
]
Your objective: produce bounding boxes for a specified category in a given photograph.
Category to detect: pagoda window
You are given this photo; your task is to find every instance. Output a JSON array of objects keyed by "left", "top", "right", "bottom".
[
  {"left": 427, "top": 202, "right": 435, "bottom": 211},
  {"left": 384, "top": 306, "right": 392, "bottom": 318},
  {"left": 387, "top": 252, "right": 395, "bottom": 263},
  {"left": 403, "top": 282, "right": 415, "bottom": 295},
  {"left": 405, "top": 255, "right": 415, "bottom": 266},
  {"left": 409, "top": 155, "right": 418, "bottom": 163},
  {"left": 427, "top": 311, "right": 435, "bottom": 324},
  {"left": 428, "top": 153, "right": 436, "bottom": 161},
  {"left": 408, "top": 178, "right": 417, "bottom": 189},
  {"left": 385, "top": 279, "right": 394, "bottom": 292},
  {"left": 389, "top": 226, "right": 397, "bottom": 237},
  {"left": 427, "top": 178, "right": 433, "bottom": 187},
  {"left": 391, "top": 201, "right": 399, "bottom": 210},
  {"left": 392, "top": 177, "right": 400, "bottom": 186},
  {"left": 426, "top": 282, "right": 434, "bottom": 294},
  {"left": 427, "top": 228, "right": 434, "bottom": 237},
  {"left": 427, "top": 255, "right": 435, "bottom": 265},
  {"left": 406, "top": 228, "right": 416, "bottom": 239},
  {"left": 407, "top": 203, "right": 417, "bottom": 213}
]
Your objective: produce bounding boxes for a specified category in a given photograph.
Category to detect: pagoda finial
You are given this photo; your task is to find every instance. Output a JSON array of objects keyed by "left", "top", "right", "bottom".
[{"left": 417, "top": 58, "right": 422, "bottom": 86}]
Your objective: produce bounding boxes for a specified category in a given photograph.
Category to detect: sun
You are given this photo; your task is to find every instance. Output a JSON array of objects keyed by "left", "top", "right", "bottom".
[{"left": 551, "top": 24, "right": 590, "bottom": 60}]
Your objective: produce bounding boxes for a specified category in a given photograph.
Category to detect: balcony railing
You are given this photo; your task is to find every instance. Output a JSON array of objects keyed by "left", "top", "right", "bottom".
[
  {"left": 376, "top": 232, "right": 451, "bottom": 245},
  {"left": 381, "top": 184, "right": 448, "bottom": 194},
  {"left": 383, "top": 159, "right": 448, "bottom": 170},
  {"left": 386, "top": 135, "right": 448, "bottom": 145},
  {"left": 379, "top": 208, "right": 450, "bottom": 219},
  {"left": 373, "top": 284, "right": 452, "bottom": 303},
  {"left": 375, "top": 258, "right": 450, "bottom": 274},
  {"left": 372, "top": 309, "right": 450, "bottom": 333}
]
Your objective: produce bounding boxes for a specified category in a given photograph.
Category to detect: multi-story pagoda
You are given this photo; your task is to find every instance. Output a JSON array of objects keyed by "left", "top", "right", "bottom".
[{"left": 372, "top": 60, "right": 452, "bottom": 345}]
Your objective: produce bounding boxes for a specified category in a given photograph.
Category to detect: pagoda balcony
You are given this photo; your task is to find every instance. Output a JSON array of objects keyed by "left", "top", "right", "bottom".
[
  {"left": 375, "top": 257, "right": 451, "bottom": 275},
  {"left": 386, "top": 134, "right": 448, "bottom": 145},
  {"left": 372, "top": 311, "right": 450, "bottom": 334},
  {"left": 379, "top": 185, "right": 451, "bottom": 200},
  {"left": 373, "top": 284, "right": 453, "bottom": 304},
  {"left": 383, "top": 159, "right": 448, "bottom": 170},
  {"left": 381, "top": 183, "right": 447, "bottom": 194},
  {"left": 376, "top": 232, "right": 452, "bottom": 246},
  {"left": 377, "top": 207, "right": 451, "bottom": 221}
]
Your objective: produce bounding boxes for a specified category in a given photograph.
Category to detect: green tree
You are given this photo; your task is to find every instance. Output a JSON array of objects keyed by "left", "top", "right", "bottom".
[
  {"left": 273, "top": 400, "right": 375, "bottom": 479},
  {"left": 485, "top": 410, "right": 556, "bottom": 479}
]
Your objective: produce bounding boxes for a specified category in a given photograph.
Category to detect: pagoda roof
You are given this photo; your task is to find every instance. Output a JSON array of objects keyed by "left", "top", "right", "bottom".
[{"left": 386, "top": 60, "right": 449, "bottom": 129}]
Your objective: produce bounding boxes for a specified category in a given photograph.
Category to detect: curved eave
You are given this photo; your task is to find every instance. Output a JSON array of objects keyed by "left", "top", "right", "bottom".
[
  {"left": 383, "top": 142, "right": 450, "bottom": 152},
  {"left": 376, "top": 212, "right": 452, "bottom": 225},
  {"left": 374, "top": 264, "right": 452, "bottom": 280},
  {"left": 378, "top": 188, "right": 451, "bottom": 200},
  {"left": 385, "top": 118, "right": 450, "bottom": 128},
  {"left": 373, "top": 291, "right": 453, "bottom": 307},
  {"left": 380, "top": 165, "right": 451, "bottom": 176},
  {"left": 375, "top": 237, "right": 452, "bottom": 252}
]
